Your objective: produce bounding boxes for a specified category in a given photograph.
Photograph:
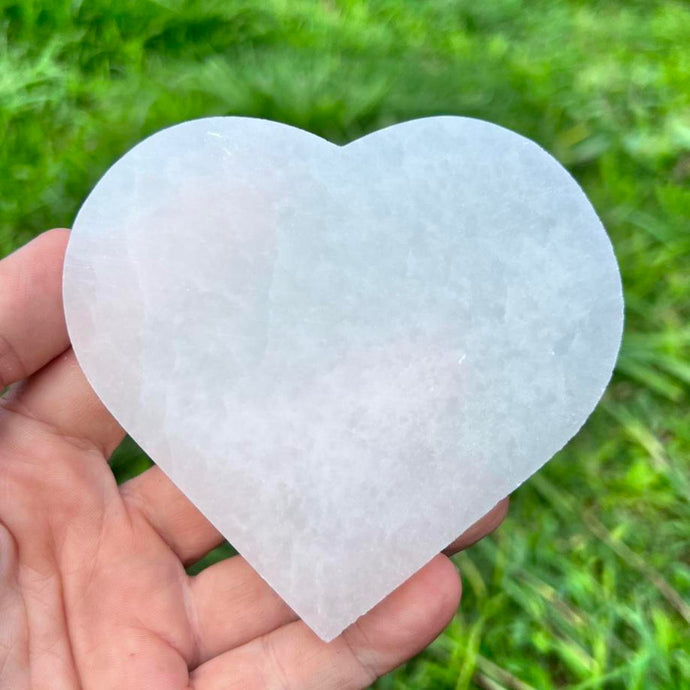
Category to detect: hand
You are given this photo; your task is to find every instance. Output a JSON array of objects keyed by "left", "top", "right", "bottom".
[{"left": 0, "top": 230, "right": 508, "bottom": 690}]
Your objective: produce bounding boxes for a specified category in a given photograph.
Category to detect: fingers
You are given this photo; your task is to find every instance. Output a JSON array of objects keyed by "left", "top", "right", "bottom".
[
  {"left": 189, "top": 554, "right": 461, "bottom": 690},
  {"left": 2, "top": 348, "right": 124, "bottom": 457},
  {"left": 120, "top": 466, "right": 223, "bottom": 563},
  {"left": 0, "top": 229, "right": 70, "bottom": 389},
  {"left": 129, "top": 482, "right": 505, "bottom": 673},
  {"left": 444, "top": 497, "right": 509, "bottom": 555}
]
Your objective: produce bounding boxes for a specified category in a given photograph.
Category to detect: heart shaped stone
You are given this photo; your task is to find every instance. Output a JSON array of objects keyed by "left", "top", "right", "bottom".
[{"left": 63, "top": 116, "right": 623, "bottom": 641}]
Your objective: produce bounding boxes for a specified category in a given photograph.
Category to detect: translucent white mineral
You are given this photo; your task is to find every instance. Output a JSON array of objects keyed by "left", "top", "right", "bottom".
[{"left": 63, "top": 116, "right": 623, "bottom": 641}]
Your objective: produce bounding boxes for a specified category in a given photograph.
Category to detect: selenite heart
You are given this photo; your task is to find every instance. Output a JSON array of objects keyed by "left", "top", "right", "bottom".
[{"left": 63, "top": 116, "right": 623, "bottom": 641}]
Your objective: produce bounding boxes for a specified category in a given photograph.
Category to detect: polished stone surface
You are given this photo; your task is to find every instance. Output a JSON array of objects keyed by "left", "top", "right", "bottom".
[{"left": 63, "top": 116, "right": 623, "bottom": 640}]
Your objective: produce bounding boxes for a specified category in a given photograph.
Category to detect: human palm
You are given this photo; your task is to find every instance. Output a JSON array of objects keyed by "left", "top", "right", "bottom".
[{"left": 0, "top": 230, "right": 508, "bottom": 689}]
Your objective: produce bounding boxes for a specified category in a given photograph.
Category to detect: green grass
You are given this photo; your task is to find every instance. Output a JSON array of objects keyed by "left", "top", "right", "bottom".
[{"left": 2, "top": 0, "right": 689, "bottom": 687}]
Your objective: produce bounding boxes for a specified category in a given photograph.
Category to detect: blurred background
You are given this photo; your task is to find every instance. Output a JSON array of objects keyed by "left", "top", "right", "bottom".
[{"left": 2, "top": 0, "right": 689, "bottom": 687}]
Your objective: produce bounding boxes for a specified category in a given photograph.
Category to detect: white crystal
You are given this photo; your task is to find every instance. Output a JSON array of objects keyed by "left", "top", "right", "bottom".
[{"left": 63, "top": 116, "right": 623, "bottom": 641}]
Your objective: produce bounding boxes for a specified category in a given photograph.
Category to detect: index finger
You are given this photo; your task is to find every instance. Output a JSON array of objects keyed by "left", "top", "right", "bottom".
[{"left": 0, "top": 229, "right": 71, "bottom": 388}]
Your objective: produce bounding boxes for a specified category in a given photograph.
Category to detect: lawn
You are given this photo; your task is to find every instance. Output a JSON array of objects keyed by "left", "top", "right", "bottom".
[{"left": 2, "top": 0, "right": 689, "bottom": 687}]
